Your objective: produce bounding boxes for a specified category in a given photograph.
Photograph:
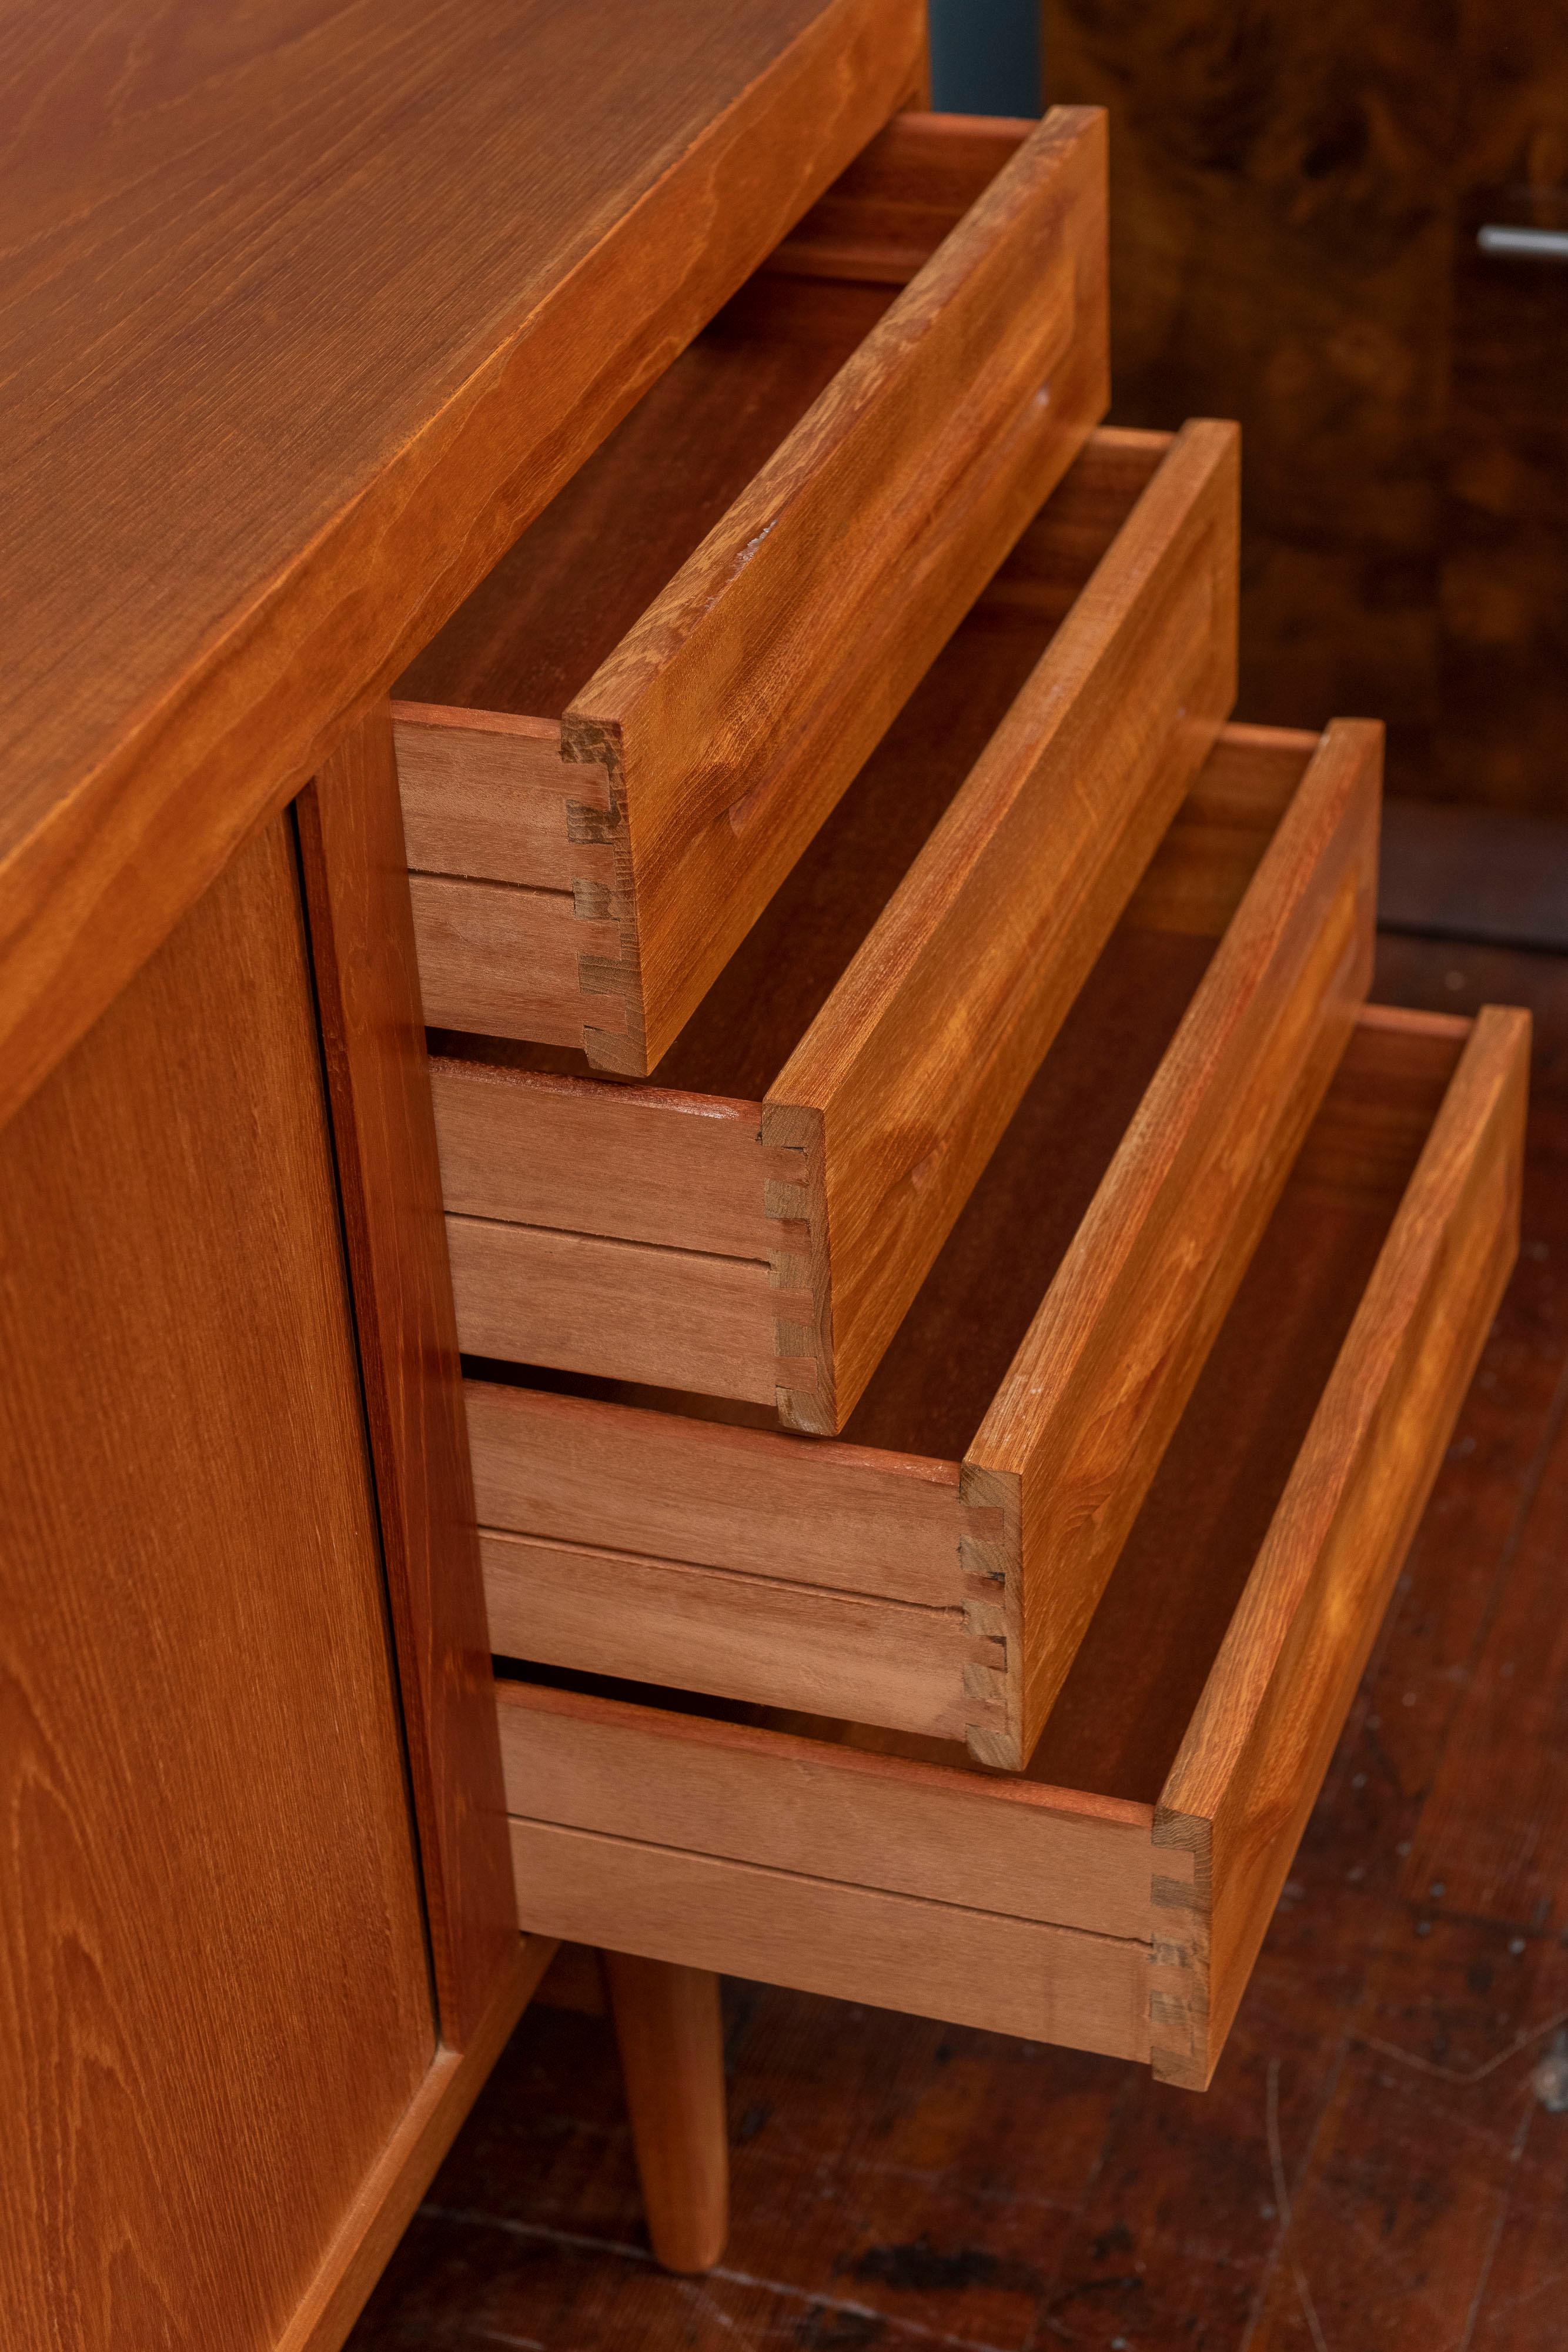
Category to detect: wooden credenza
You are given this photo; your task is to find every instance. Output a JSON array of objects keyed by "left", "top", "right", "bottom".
[{"left": 1, "top": 1, "right": 1527, "bottom": 2341}]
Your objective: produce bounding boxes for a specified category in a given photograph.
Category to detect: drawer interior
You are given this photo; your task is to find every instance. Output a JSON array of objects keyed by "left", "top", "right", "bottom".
[
  {"left": 397, "top": 111, "right": 1109, "bottom": 1078},
  {"left": 497, "top": 1006, "right": 1472, "bottom": 1811},
  {"left": 431, "top": 425, "right": 1171, "bottom": 1101},
  {"left": 397, "top": 123, "right": 1026, "bottom": 731},
  {"left": 467, "top": 730, "right": 1321, "bottom": 1464}
]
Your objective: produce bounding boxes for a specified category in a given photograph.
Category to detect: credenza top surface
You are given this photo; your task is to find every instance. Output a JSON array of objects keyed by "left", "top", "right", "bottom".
[{"left": 0, "top": 0, "right": 918, "bottom": 1127}]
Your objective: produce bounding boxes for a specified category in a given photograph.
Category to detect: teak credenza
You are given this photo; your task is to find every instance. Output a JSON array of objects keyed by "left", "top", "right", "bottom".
[
  {"left": 386, "top": 85, "right": 1522, "bottom": 2096},
  {"left": 1, "top": 4, "right": 1525, "bottom": 2346}
]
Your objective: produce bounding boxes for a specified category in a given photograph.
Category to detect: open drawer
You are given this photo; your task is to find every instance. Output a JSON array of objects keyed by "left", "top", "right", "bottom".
[
  {"left": 394, "top": 108, "right": 1108, "bottom": 1077},
  {"left": 495, "top": 1003, "right": 1527, "bottom": 2087},
  {"left": 465, "top": 713, "right": 1380, "bottom": 1768},
  {"left": 433, "top": 422, "right": 1241, "bottom": 1433}
]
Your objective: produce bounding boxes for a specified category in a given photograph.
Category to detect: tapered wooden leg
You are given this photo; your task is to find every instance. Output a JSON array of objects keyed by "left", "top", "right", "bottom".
[{"left": 602, "top": 1949, "right": 729, "bottom": 2274}]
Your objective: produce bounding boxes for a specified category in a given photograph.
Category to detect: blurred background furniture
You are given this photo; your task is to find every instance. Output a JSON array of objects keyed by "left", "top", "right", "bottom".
[{"left": 937, "top": 2, "right": 1568, "bottom": 890}]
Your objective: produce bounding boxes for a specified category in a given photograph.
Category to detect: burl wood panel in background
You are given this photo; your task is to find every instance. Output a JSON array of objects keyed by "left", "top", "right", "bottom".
[
  {"left": 0, "top": 818, "right": 434, "bottom": 2351},
  {"left": 1042, "top": 0, "right": 1568, "bottom": 813}
]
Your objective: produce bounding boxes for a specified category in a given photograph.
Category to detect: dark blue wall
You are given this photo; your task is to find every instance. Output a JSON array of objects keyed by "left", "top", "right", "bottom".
[{"left": 928, "top": 0, "right": 1040, "bottom": 116}]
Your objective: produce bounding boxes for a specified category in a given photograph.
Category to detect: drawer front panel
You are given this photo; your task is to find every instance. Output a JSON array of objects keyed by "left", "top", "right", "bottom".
[
  {"left": 499, "top": 1682, "right": 1151, "bottom": 1936},
  {"left": 494, "top": 1006, "right": 1525, "bottom": 2076},
  {"left": 1152, "top": 1004, "right": 1528, "bottom": 2089},
  {"left": 772, "top": 417, "right": 1239, "bottom": 1433},
  {"left": 397, "top": 706, "right": 610, "bottom": 893},
  {"left": 409, "top": 876, "right": 621, "bottom": 1048},
  {"left": 575, "top": 108, "right": 1109, "bottom": 1074},
  {"left": 431, "top": 1060, "right": 781, "bottom": 1259}
]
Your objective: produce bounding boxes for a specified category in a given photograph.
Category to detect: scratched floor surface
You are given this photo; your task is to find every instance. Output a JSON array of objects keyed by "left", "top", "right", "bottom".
[{"left": 348, "top": 931, "right": 1568, "bottom": 2352}]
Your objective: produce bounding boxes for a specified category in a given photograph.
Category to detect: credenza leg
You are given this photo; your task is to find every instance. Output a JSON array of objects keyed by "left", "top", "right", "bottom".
[{"left": 602, "top": 1950, "right": 730, "bottom": 2274}]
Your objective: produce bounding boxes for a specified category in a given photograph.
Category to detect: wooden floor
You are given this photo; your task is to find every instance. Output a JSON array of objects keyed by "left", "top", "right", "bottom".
[{"left": 349, "top": 930, "right": 1568, "bottom": 2352}]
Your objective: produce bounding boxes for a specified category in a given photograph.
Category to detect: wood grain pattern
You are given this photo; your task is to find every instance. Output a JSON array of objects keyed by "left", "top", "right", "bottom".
[
  {"left": 0, "top": 815, "right": 433, "bottom": 2352},
  {"left": 770, "top": 416, "right": 1239, "bottom": 1431},
  {"left": 602, "top": 1954, "right": 729, "bottom": 2276},
  {"left": 1154, "top": 1005, "right": 1529, "bottom": 2087},
  {"left": 466, "top": 723, "right": 1368, "bottom": 1756},
  {"left": 497, "top": 1680, "right": 1152, "bottom": 1939},
  {"left": 489, "top": 1004, "right": 1523, "bottom": 2084},
  {"left": 483, "top": 1532, "right": 978, "bottom": 1739},
  {"left": 466, "top": 1381, "right": 967, "bottom": 1605},
  {"left": 0, "top": 0, "right": 926, "bottom": 1136},
  {"left": 296, "top": 704, "right": 518, "bottom": 2050},
  {"left": 1041, "top": 0, "right": 1453, "bottom": 800},
  {"left": 1123, "top": 720, "right": 1319, "bottom": 937},
  {"left": 396, "top": 706, "right": 611, "bottom": 893},
  {"left": 1445, "top": 153, "right": 1568, "bottom": 817},
  {"left": 426, "top": 427, "right": 1233, "bottom": 1428},
  {"left": 569, "top": 108, "right": 1109, "bottom": 1071},
  {"left": 508, "top": 1819, "right": 1152, "bottom": 2057},
  {"left": 409, "top": 875, "right": 623, "bottom": 1046},
  {"left": 1045, "top": 1, "right": 1568, "bottom": 820},
  {"left": 446, "top": 1217, "right": 808, "bottom": 1405},
  {"left": 967, "top": 717, "right": 1380, "bottom": 1763},
  {"left": 430, "top": 1060, "right": 781, "bottom": 1258}
]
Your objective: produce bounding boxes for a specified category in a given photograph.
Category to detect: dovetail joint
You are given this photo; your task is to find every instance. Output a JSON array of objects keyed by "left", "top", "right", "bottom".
[{"left": 1147, "top": 1813, "right": 1212, "bottom": 2090}]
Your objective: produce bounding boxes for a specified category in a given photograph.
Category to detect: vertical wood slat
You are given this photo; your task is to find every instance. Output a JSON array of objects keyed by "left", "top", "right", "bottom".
[{"left": 296, "top": 702, "right": 519, "bottom": 2049}]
